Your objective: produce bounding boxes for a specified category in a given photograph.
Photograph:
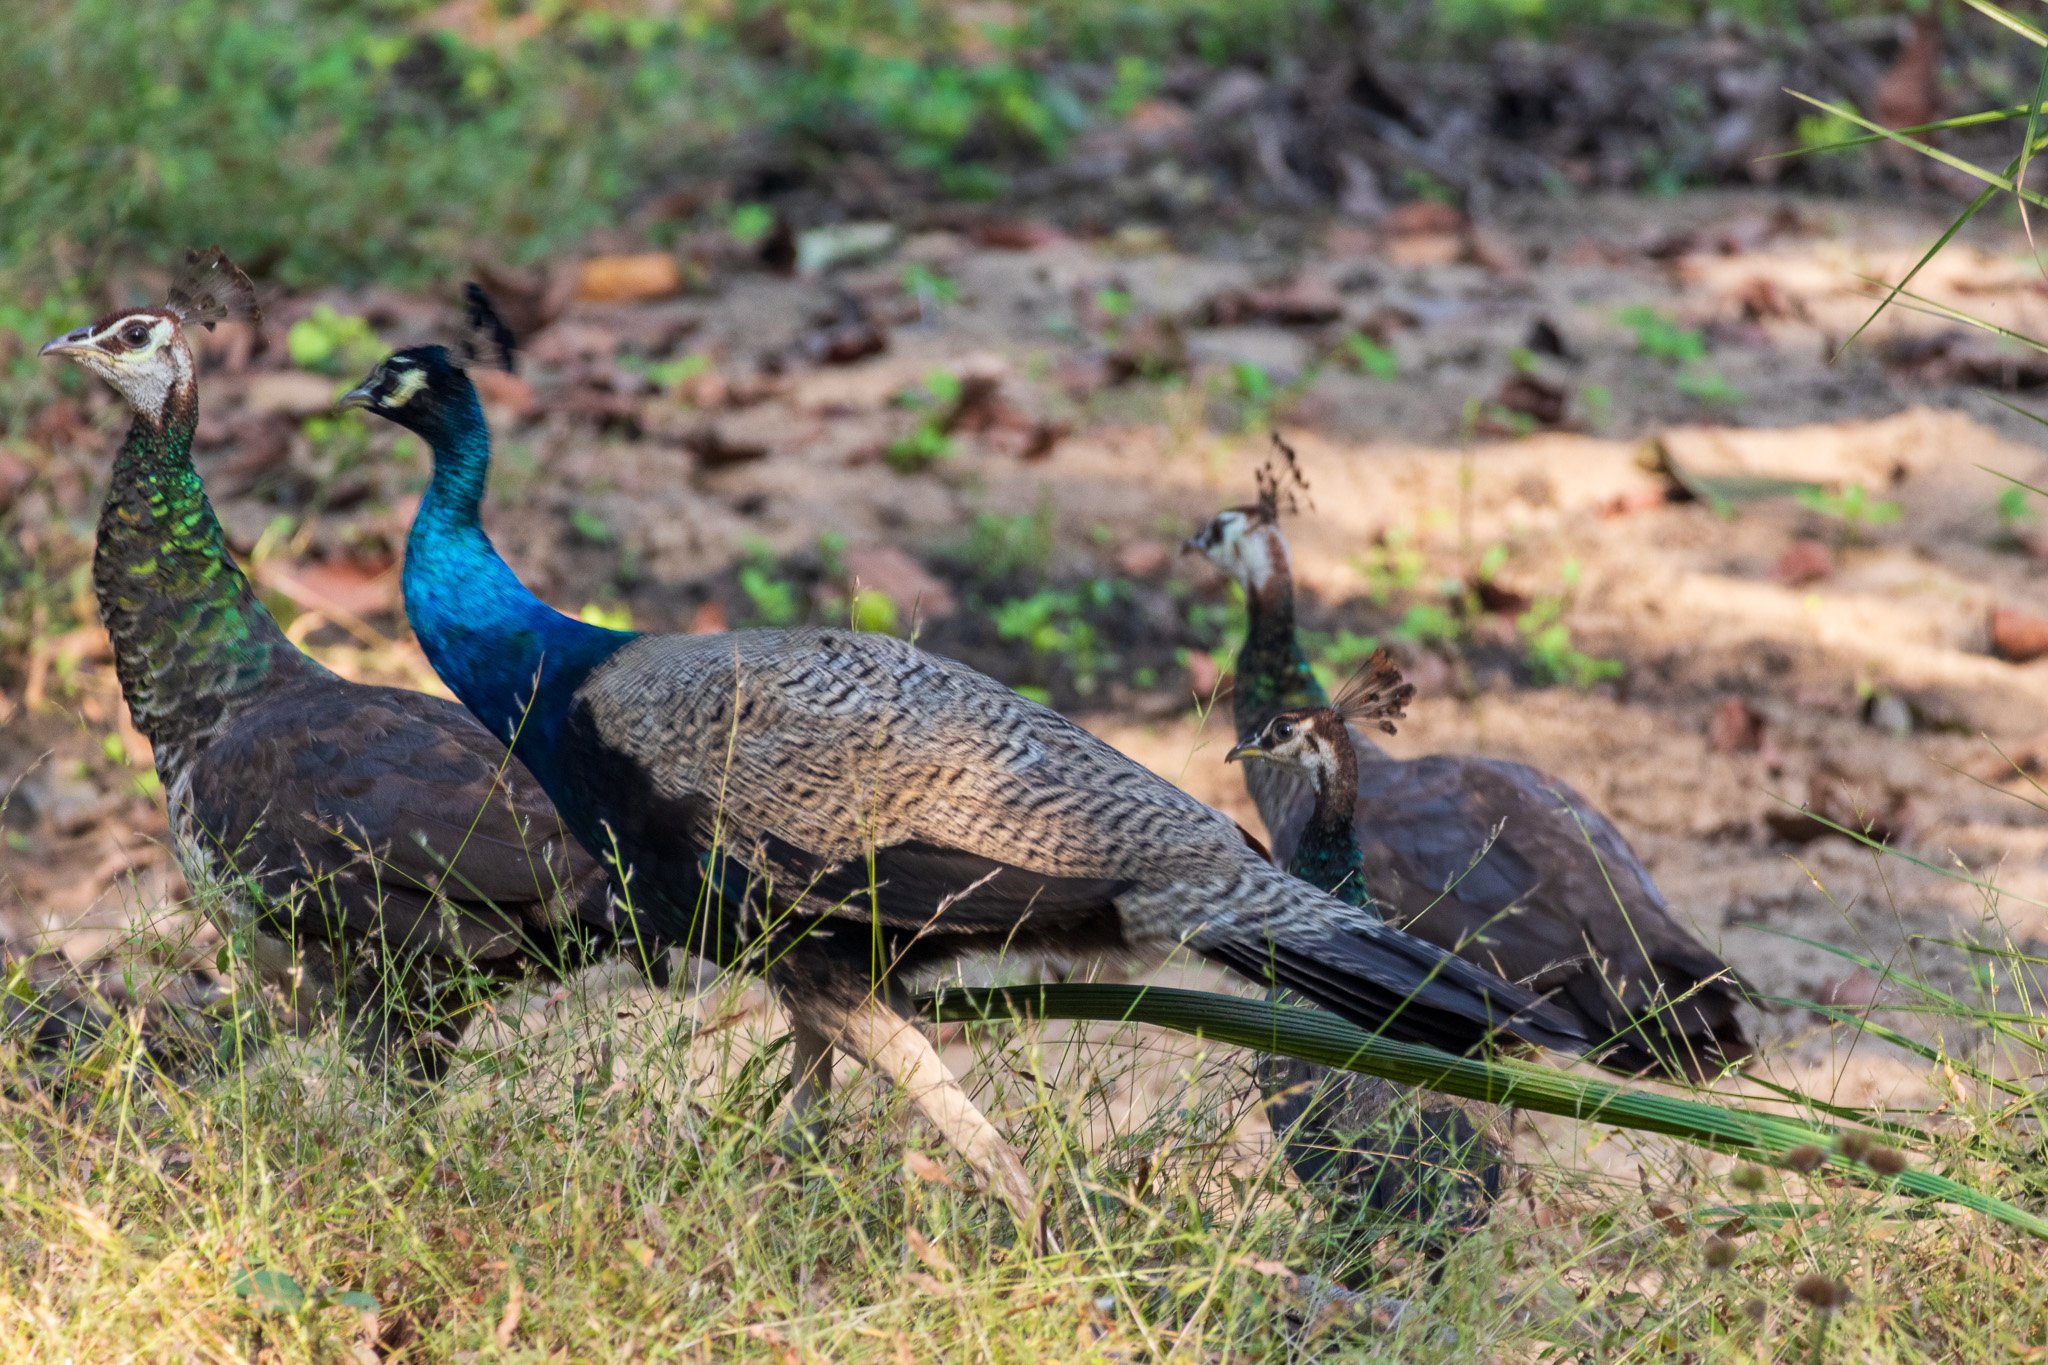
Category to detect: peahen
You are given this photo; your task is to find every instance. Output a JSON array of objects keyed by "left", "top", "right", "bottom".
[
  {"left": 344, "top": 322, "right": 1588, "bottom": 1236},
  {"left": 40, "top": 251, "right": 643, "bottom": 1085},
  {"left": 1187, "top": 441, "right": 1752, "bottom": 1080},
  {"left": 1227, "top": 651, "right": 1501, "bottom": 1251}
]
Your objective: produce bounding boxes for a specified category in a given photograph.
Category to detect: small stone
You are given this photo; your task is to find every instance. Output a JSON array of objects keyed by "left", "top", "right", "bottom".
[
  {"left": 576, "top": 253, "right": 683, "bottom": 303},
  {"left": 1991, "top": 605, "right": 2048, "bottom": 663},
  {"left": 1772, "top": 539, "right": 1833, "bottom": 587}
]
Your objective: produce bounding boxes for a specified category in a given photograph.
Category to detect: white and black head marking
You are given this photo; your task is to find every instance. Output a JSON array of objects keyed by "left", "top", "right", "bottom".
[
  {"left": 40, "top": 308, "right": 192, "bottom": 417},
  {"left": 1184, "top": 431, "right": 1313, "bottom": 590},
  {"left": 1225, "top": 649, "right": 1412, "bottom": 779},
  {"left": 345, "top": 353, "right": 433, "bottom": 412},
  {"left": 39, "top": 246, "right": 259, "bottom": 420}
]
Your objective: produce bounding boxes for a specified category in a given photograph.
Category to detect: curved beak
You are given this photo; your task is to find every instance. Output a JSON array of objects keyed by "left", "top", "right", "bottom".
[
  {"left": 38, "top": 326, "right": 95, "bottom": 360},
  {"left": 1182, "top": 533, "right": 1205, "bottom": 555},
  {"left": 1224, "top": 738, "right": 1263, "bottom": 765},
  {"left": 337, "top": 380, "right": 378, "bottom": 411}
]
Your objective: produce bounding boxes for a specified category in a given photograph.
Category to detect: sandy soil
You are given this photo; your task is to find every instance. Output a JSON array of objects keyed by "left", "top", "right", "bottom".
[{"left": 5, "top": 188, "right": 2048, "bottom": 1178}]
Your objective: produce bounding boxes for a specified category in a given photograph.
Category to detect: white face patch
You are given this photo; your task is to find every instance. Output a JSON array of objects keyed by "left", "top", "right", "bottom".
[
  {"left": 75, "top": 314, "right": 190, "bottom": 419},
  {"left": 1195, "top": 512, "right": 1285, "bottom": 591},
  {"left": 384, "top": 364, "right": 429, "bottom": 407}
]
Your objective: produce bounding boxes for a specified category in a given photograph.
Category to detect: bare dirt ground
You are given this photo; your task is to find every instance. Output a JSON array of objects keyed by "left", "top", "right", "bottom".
[{"left": 5, "top": 188, "right": 2048, "bottom": 1178}]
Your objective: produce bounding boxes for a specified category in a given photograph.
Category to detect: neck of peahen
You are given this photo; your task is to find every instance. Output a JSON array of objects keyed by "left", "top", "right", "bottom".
[
  {"left": 1231, "top": 554, "right": 1327, "bottom": 738},
  {"left": 1288, "top": 739, "right": 1370, "bottom": 908},
  {"left": 403, "top": 391, "right": 633, "bottom": 787},
  {"left": 93, "top": 385, "right": 318, "bottom": 763}
]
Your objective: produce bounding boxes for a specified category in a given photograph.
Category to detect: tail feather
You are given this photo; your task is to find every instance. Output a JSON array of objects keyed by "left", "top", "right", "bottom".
[{"left": 1201, "top": 916, "right": 1589, "bottom": 1056}]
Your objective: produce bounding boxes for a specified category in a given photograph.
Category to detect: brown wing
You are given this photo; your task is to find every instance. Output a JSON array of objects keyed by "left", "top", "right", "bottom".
[{"left": 186, "top": 678, "right": 614, "bottom": 969}]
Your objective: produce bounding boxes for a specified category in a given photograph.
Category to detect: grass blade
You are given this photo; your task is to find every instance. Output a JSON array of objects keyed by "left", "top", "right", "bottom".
[{"left": 918, "top": 983, "right": 2048, "bottom": 1240}]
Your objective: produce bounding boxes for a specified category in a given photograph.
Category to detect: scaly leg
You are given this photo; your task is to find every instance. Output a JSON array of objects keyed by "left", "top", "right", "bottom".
[
  {"left": 831, "top": 996, "right": 1048, "bottom": 1251},
  {"left": 781, "top": 1017, "right": 835, "bottom": 1150}
]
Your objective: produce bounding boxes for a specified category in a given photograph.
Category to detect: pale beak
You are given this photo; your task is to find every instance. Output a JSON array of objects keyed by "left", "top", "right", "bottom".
[
  {"left": 1224, "top": 739, "right": 1264, "bottom": 764},
  {"left": 38, "top": 326, "right": 95, "bottom": 360},
  {"left": 338, "top": 380, "right": 378, "bottom": 411},
  {"left": 1182, "top": 534, "right": 1205, "bottom": 555}
]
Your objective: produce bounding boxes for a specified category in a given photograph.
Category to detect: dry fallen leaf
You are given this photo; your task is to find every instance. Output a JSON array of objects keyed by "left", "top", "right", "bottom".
[
  {"left": 1991, "top": 605, "right": 2048, "bottom": 663},
  {"left": 902, "top": 1148, "right": 954, "bottom": 1187},
  {"left": 576, "top": 253, "right": 684, "bottom": 303},
  {"left": 495, "top": 1267, "right": 523, "bottom": 1349}
]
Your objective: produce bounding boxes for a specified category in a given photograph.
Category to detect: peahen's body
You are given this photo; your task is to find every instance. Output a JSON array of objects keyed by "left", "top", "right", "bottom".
[
  {"left": 348, "top": 342, "right": 1587, "bottom": 1234},
  {"left": 1189, "top": 481, "right": 1752, "bottom": 1080},
  {"left": 42, "top": 254, "right": 634, "bottom": 1083}
]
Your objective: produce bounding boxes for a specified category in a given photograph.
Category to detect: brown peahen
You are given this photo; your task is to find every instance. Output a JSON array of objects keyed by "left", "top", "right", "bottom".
[
  {"left": 40, "top": 251, "right": 645, "bottom": 1085},
  {"left": 1188, "top": 440, "right": 1752, "bottom": 1081},
  {"left": 344, "top": 330, "right": 1589, "bottom": 1239}
]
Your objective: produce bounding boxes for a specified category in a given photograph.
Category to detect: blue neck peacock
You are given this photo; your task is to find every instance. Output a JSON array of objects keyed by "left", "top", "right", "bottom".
[
  {"left": 347, "top": 315, "right": 1588, "bottom": 1239},
  {"left": 43, "top": 251, "right": 640, "bottom": 1085},
  {"left": 1188, "top": 438, "right": 1753, "bottom": 1080}
]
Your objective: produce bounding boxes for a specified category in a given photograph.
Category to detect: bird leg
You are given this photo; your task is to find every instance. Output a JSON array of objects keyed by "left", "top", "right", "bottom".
[
  {"left": 821, "top": 996, "right": 1048, "bottom": 1251},
  {"left": 780, "top": 1017, "right": 835, "bottom": 1151}
]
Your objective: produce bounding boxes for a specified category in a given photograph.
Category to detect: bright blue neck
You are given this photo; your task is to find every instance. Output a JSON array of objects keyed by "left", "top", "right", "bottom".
[{"left": 400, "top": 384, "right": 633, "bottom": 787}]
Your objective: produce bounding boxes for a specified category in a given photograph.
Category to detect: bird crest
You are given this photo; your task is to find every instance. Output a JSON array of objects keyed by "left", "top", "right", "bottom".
[
  {"left": 1253, "top": 432, "right": 1313, "bottom": 524},
  {"left": 1331, "top": 649, "right": 1413, "bottom": 735},
  {"left": 459, "top": 282, "right": 520, "bottom": 375},
  {"left": 166, "top": 247, "right": 261, "bottom": 332}
]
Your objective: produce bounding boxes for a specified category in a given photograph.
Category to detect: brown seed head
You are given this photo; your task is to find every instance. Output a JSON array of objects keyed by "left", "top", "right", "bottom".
[
  {"left": 1702, "top": 1237, "right": 1738, "bottom": 1271},
  {"left": 1864, "top": 1146, "right": 1908, "bottom": 1176},
  {"left": 1793, "top": 1273, "right": 1849, "bottom": 1312},
  {"left": 1834, "top": 1131, "right": 1872, "bottom": 1162},
  {"left": 1782, "top": 1144, "right": 1827, "bottom": 1174},
  {"left": 1730, "top": 1164, "right": 1767, "bottom": 1192}
]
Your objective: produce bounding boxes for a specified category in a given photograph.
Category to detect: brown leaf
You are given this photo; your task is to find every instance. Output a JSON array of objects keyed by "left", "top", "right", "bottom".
[
  {"left": 902, "top": 1149, "right": 954, "bottom": 1187},
  {"left": 1201, "top": 281, "right": 1343, "bottom": 327},
  {"left": 1708, "top": 697, "right": 1764, "bottom": 754},
  {"left": 258, "top": 558, "right": 400, "bottom": 621},
  {"left": 689, "top": 600, "right": 729, "bottom": 634},
  {"left": 1113, "top": 541, "right": 1171, "bottom": 579},
  {"left": 968, "top": 219, "right": 1066, "bottom": 251},
  {"left": 1772, "top": 539, "right": 1833, "bottom": 587},
  {"left": 576, "top": 253, "right": 684, "bottom": 304},
  {"left": 241, "top": 371, "right": 342, "bottom": 419},
  {"left": 494, "top": 1267, "right": 522, "bottom": 1348},
  {"left": 1991, "top": 605, "right": 2048, "bottom": 663},
  {"left": 1185, "top": 651, "right": 1221, "bottom": 701},
  {"left": 1385, "top": 200, "right": 1465, "bottom": 235},
  {"left": 904, "top": 1226, "right": 955, "bottom": 1277},
  {"left": 471, "top": 368, "right": 539, "bottom": 421},
  {"left": 682, "top": 422, "right": 770, "bottom": 468},
  {"left": 1492, "top": 372, "right": 1569, "bottom": 428}
]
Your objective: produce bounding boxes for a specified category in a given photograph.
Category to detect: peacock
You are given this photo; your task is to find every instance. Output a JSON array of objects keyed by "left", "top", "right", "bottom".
[
  {"left": 343, "top": 315, "right": 1589, "bottom": 1237},
  {"left": 40, "top": 250, "right": 647, "bottom": 1085},
  {"left": 1188, "top": 440, "right": 1752, "bottom": 1080}
]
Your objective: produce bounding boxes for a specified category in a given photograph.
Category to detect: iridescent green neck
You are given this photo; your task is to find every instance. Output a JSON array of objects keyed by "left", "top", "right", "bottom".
[
  {"left": 1287, "top": 736, "right": 1368, "bottom": 907},
  {"left": 93, "top": 386, "right": 317, "bottom": 760},
  {"left": 1231, "top": 572, "right": 1328, "bottom": 737}
]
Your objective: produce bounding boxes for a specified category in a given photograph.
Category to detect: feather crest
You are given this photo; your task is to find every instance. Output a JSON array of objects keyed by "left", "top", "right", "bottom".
[{"left": 166, "top": 247, "right": 261, "bottom": 332}]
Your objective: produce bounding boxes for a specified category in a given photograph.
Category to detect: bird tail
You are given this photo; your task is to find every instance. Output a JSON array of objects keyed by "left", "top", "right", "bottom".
[{"left": 1192, "top": 864, "right": 1589, "bottom": 1056}]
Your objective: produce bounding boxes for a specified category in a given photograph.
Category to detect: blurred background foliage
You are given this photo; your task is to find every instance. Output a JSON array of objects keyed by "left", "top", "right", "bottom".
[{"left": 1, "top": 0, "right": 1919, "bottom": 286}]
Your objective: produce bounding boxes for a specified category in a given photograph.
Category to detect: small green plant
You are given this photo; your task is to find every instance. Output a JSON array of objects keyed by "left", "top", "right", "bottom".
[
  {"left": 1673, "top": 368, "right": 1744, "bottom": 406},
  {"left": 737, "top": 539, "right": 801, "bottom": 627},
  {"left": 285, "top": 306, "right": 385, "bottom": 377},
  {"left": 1353, "top": 526, "right": 1430, "bottom": 605},
  {"left": 567, "top": 507, "right": 616, "bottom": 545},
  {"left": 1616, "top": 305, "right": 1707, "bottom": 364},
  {"left": 1995, "top": 485, "right": 2034, "bottom": 545},
  {"left": 1798, "top": 484, "right": 1902, "bottom": 543},
  {"left": 948, "top": 503, "right": 1056, "bottom": 584},
  {"left": 849, "top": 588, "right": 899, "bottom": 635},
  {"left": 1341, "top": 331, "right": 1399, "bottom": 380},
  {"left": 1390, "top": 601, "right": 1464, "bottom": 648},
  {"left": 1516, "top": 562, "right": 1624, "bottom": 689},
  {"left": 577, "top": 601, "right": 634, "bottom": 631},
  {"left": 887, "top": 370, "right": 962, "bottom": 472},
  {"left": 726, "top": 201, "right": 776, "bottom": 248},
  {"left": 901, "top": 262, "right": 959, "bottom": 313},
  {"left": 992, "top": 583, "right": 1118, "bottom": 694},
  {"left": 1093, "top": 287, "right": 1133, "bottom": 321}
]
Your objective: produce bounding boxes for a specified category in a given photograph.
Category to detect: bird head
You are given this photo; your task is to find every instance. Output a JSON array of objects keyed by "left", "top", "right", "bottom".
[
  {"left": 1224, "top": 707, "right": 1339, "bottom": 778},
  {"left": 41, "top": 308, "right": 196, "bottom": 424},
  {"left": 341, "top": 345, "right": 469, "bottom": 436},
  {"left": 1183, "top": 504, "right": 1289, "bottom": 592},
  {"left": 1225, "top": 649, "right": 1412, "bottom": 777}
]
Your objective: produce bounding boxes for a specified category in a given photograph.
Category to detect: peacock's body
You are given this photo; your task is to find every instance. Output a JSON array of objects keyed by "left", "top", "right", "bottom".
[
  {"left": 348, "top": 339, "right": 1586, "bottom": 1233},
  {"left": 1189, "top": 468, "right": 1752, "bottom": 1080},
  {"left": 43, "top": 253, "right": 635, "bottom": 1082}
]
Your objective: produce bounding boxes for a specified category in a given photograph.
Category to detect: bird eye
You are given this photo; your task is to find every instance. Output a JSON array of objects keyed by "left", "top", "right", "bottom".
[
  {"left": 1271, "top": 719, "right": 1296, "bottom": 741},
  {"left": 120, "top": 322, "right": 151, "bottom": 347}
]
